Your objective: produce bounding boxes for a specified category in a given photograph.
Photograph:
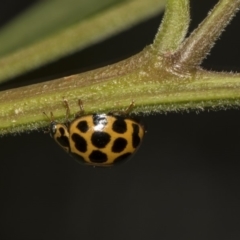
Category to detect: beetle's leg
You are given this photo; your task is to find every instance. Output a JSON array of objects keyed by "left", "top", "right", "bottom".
[
  {"left": 63, "top": 99, "right": 71, "bottom": 124},
  {"left": 75, "top": 99, "right": 84, "bottom": 117},
  {"left": 109, "top": 100, "right": 135, "bottom": 116}
]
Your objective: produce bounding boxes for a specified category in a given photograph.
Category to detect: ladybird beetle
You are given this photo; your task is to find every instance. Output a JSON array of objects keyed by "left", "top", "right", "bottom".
[{"left": 44, "top": 100, "right": 145, "bottom": 167}]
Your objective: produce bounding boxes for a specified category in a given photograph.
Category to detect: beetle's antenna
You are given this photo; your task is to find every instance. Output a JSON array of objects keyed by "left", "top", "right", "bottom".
[
  {"left": 42, "top": 112, "right": 54, "bottom": 134},
  {"left": 43, "top": 111, "right": 54, "bottom": 122}
]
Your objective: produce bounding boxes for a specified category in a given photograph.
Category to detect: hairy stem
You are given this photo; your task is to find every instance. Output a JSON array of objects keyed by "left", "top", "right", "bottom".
[
  {"left": 0, "top": 0, "right": 240, "bottom": 136},
  {"left": 0, "top": 0, "right": 165, "bottom": 84},
  {"left": 152, "top": 0, "right": 189, "bottom": 53},
  {"left": 176, "top": 0, "right": 240, "bottom": 69}
]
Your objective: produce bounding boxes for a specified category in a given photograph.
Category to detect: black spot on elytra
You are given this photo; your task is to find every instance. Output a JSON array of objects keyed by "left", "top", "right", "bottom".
[
  {"left": 89, "top": 150, "right": 108, "bottom": 163},
  {"left": 112, "top": 137, "right": 127, "bottom": 153},
  {"left": 132, "top": 123, "right": 141, "bottom": 148},
  {"left": 92, "top": 114, "right": 108, "bottom": 126},
  {"left": 55, "top": 127, "right": 69, "bottom": 148},
  {"left": 72, "top": 133, "right": 87, "bottom": 152},
  {"left": 91, "top": 131, "right": 111, "bottom": 148},
  {"left": 112, "top": 118, "right": 127, "bottom": 133},
  {"left": 59, "top": 127, "right": 65, "bottom": 135},
  {"left": 76, "top": 120, "right": 89, "bottom": 133},
  {"left": 114, "top": 152, "right": 132, "bottom": 164},
  {"left": 56, "top": 136, "right": 69, "bottom": 148}
]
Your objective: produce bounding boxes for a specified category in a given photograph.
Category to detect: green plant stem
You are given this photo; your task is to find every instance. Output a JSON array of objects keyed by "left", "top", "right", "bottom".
[
  {"left": 0, "top": 0, "right": 240, "bottom": 135},
  {"left": 0, "top": 0, "right": 166, "bottom": 84},
  {"left": 0, "top": 0, "right": 121, "bottom": 56},
  {"left": 152, "top": 0, "right": 189, "bottom": 53},
  {"left": 0, "top": 54, "right": 240, "bottom": 135},
  {"left": 177, "top": 0, "right": 240, "bottom": 69}
]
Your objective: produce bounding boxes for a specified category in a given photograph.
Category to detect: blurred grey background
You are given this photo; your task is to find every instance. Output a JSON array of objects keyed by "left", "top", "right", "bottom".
[{"left": 1, "top": 1, "right": 240, "bottom": 240}]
